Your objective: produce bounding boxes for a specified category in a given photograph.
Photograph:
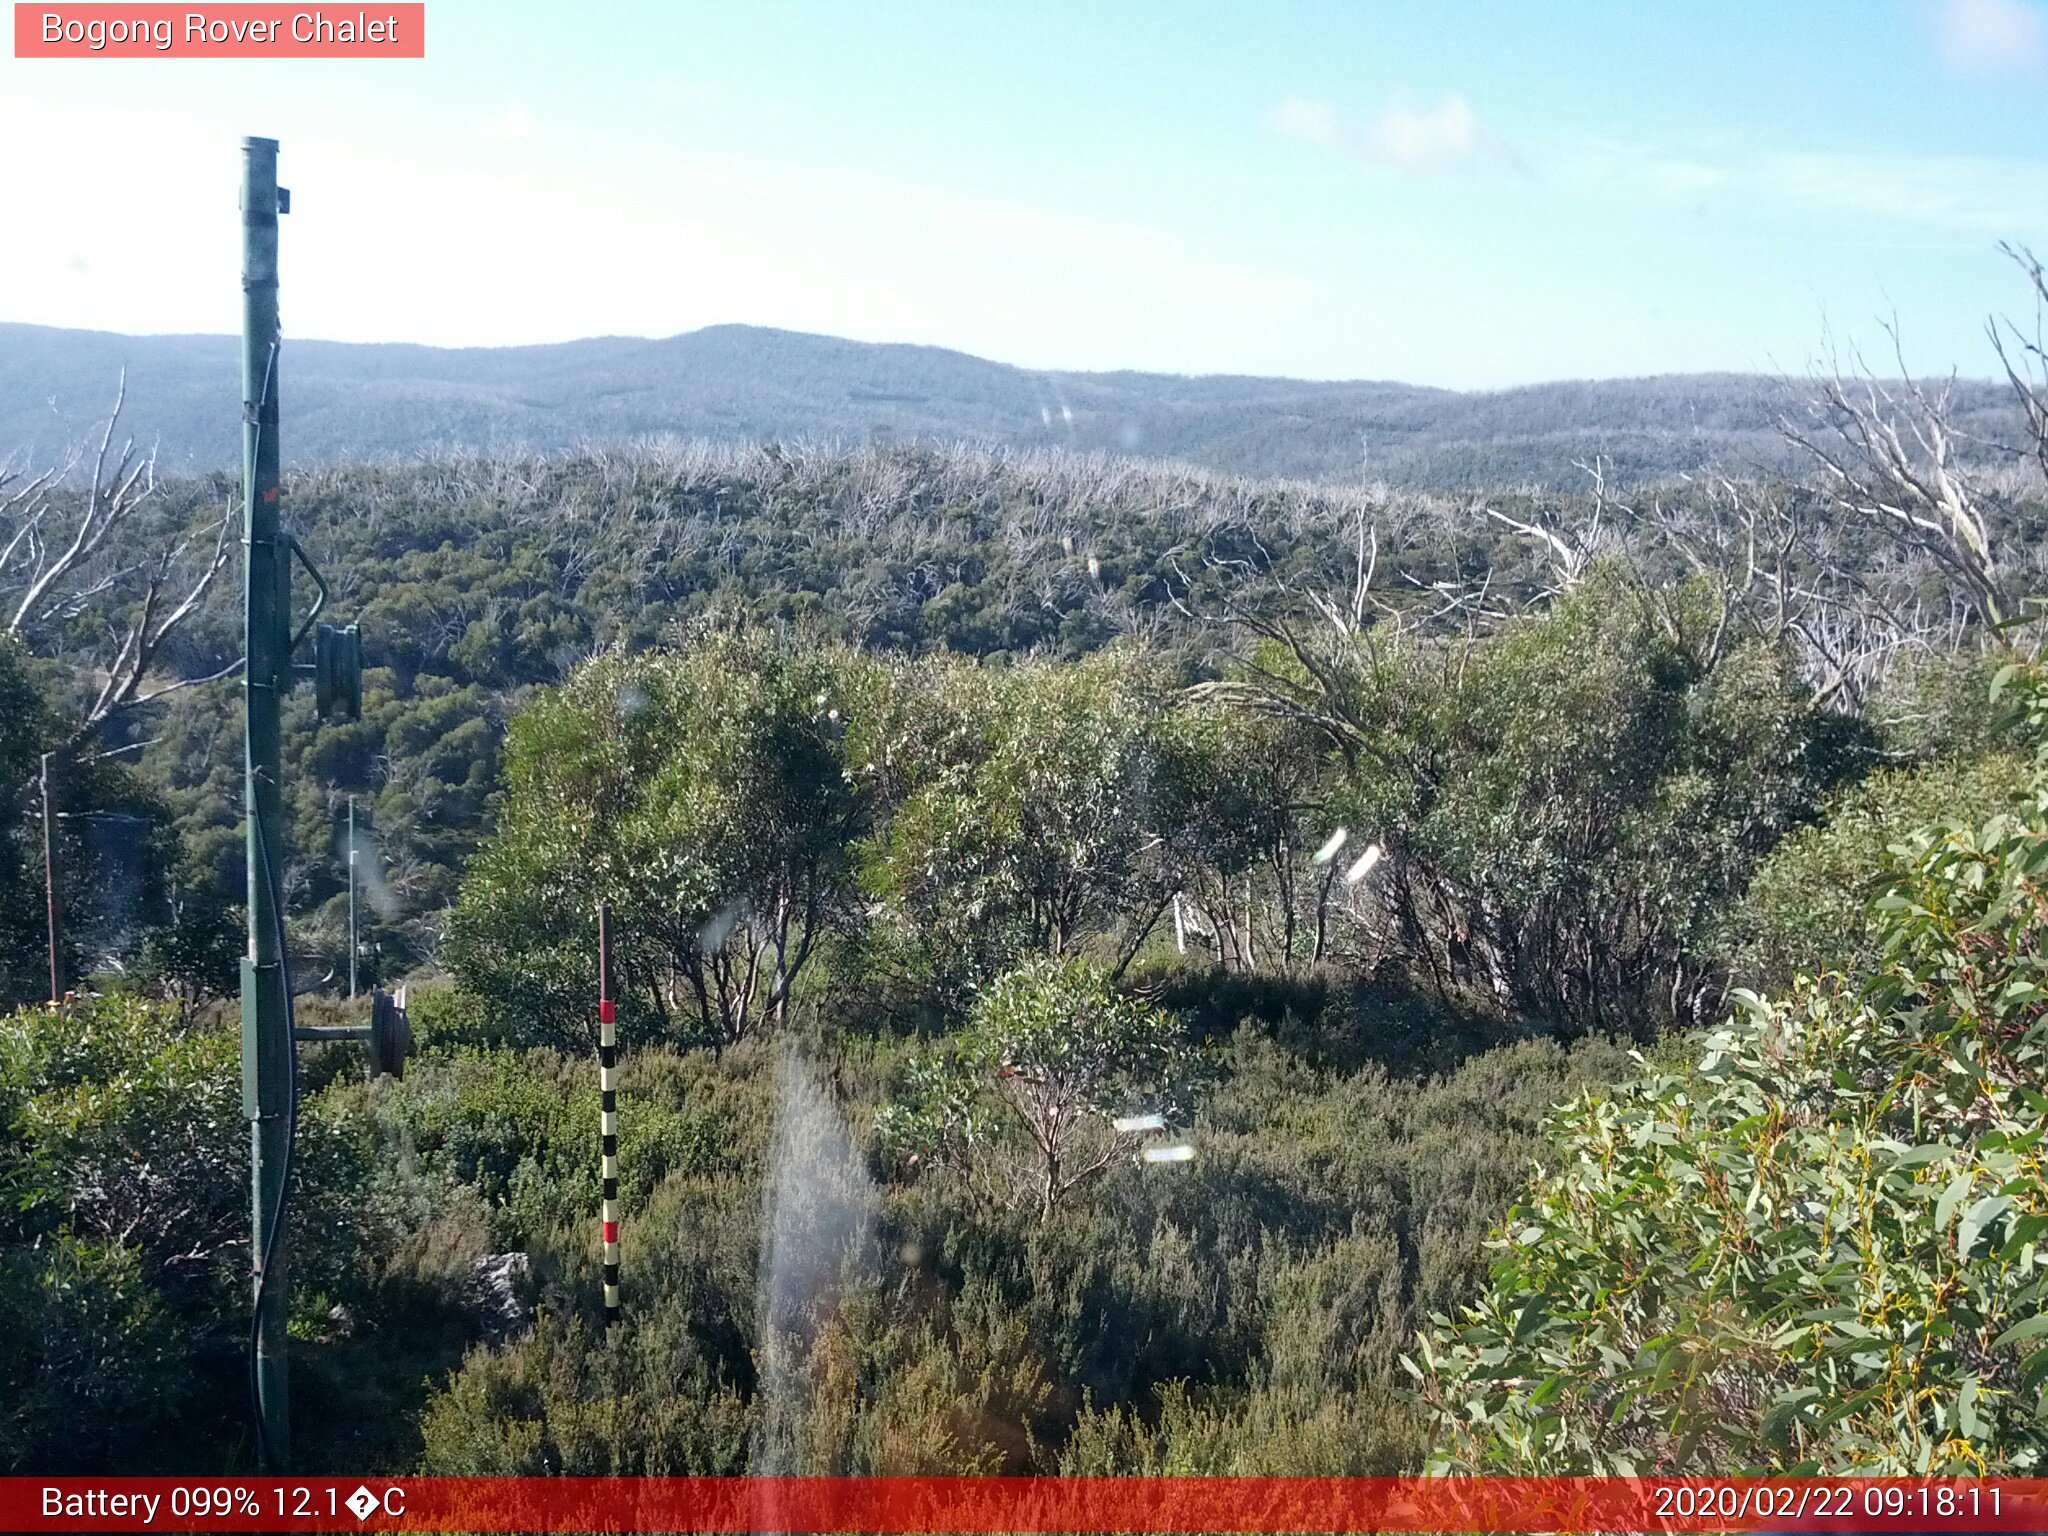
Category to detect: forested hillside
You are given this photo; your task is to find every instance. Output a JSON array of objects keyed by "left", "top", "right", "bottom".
[
  {"left": 1, "top": 269, "right": 2045, "bottom": 1476},
  {"left": 4, "top": 320, "right": 2022, "bottom": 487},
  {"left": 2, "top": 436, "right": 1982, "bottom": 989}
]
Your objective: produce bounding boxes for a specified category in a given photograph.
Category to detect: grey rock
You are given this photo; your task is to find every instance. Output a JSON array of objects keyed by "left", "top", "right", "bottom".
[{"left": 470, "top": 1251, "right": 533, "bottom": 1344}]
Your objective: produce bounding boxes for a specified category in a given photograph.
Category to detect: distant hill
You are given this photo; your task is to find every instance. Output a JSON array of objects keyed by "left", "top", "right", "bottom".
[{"left": 0, "top": 321, "right": 2018, "bottom": 488}]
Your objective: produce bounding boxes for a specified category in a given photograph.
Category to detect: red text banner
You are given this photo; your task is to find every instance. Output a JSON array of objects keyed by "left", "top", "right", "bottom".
[
  {"left": 14, "top": 5, "right": 425, "bottom": 58},
  {"left": 6, "top": 1476, "right": 2048, "bottom": 1532}
]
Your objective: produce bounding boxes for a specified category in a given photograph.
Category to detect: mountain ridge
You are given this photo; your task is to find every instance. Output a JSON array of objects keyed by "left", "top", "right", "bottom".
[{"left": 0, "top": 320, "right": 2015, "bottom": 488}]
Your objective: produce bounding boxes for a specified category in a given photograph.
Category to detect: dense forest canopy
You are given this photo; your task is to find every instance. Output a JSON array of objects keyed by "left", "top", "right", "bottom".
[{"left": 2, "top": 258, "right": 2047, "bottom": 1476}]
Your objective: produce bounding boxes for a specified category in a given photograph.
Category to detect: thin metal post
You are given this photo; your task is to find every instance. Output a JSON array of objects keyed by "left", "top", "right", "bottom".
[
  {"left": 347, "top": 795, "right": 357, "bottom": 999},
  {"left": 239, "top": 133, "right": 291, "bottom": 1472},
  {"left": 40, "top": 752, "right": 61, "bottom": 1004},
  {"left": 598, "top": 903, "right": 620, "bottom": 1329}
]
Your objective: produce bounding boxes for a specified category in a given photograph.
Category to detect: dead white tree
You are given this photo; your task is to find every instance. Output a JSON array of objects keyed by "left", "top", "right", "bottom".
[
  {"left": 1990, "top": 241, "right": 2048, "bottom": 495},
  {"left": 1481, "top": 456, "right": 1620, "bottom": 598},
  {"left": 0, "top": 378, "right": 238, "bottom": 756},
  {"left": 1645, "top": 473, "right": 1948, "bottom": 709},
  {"left": 1778, "top": 319, "right": 2010, "bottom": 640}
]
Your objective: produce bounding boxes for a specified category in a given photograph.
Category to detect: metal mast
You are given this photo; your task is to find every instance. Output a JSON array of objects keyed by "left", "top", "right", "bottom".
[
  {"left": 40, "top": 752, "right": 61, "bottom": 1003},
  {"left": 239, "top": 134, "right": 291, "bottom": 1471},
  {"left": 233, "top": 134, "right": 366, "bottom": 1473},
  {"left": 347, "top": 795, "right": 357, "bottom": 999}
]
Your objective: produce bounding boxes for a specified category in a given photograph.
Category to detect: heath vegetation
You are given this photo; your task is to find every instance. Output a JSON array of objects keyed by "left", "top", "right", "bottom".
[{"left": 2, "top": 253, "right": 2047, "bottom": 1473}]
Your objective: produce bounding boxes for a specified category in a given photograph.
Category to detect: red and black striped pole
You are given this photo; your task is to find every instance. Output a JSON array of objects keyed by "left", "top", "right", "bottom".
[{"left": 598, "top": 902, "right": 621, "bottom": 1330}]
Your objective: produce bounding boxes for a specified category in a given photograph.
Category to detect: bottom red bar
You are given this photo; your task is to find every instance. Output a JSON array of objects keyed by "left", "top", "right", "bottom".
[{"left": 7, "top": 1476, "right": 2047, "bottom": 1533}]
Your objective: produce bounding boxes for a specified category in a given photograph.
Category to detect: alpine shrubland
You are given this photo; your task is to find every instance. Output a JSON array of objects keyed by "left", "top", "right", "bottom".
[{"left": 1, "top": 294, "right": 2045, "bottom": 1473}]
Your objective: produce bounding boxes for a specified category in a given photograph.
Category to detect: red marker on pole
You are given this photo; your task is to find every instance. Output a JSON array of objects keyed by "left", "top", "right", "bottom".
[{"left": 597, "top": 904, "right": 620, "bottom": 1329}]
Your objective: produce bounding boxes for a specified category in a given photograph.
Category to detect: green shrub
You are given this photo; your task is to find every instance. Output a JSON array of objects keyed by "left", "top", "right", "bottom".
[
  {"left": 136, "top": 892, "right": 242, "bottom": 1017},
  {"left": 419, "top": 1311, "right": 752, "bottom": 1474},
  {"left": 1417, "top": 669, "right": 2048, "bottom": 1473},
  {"left": 0, "top": 1236, "right": 196, "bottom": 1472},
  {"left": 878, "top": 957, "right": 1203, "bottom": 1215},
  {"left": 339, "top": 1041, "right": 768, "bottom": 1252},
  {"left": 403, "top": 980, "right": 508, "bottom": 1052},
  {"left": 1723, "top": 751, "right": 2031, "bottom": 992},
  {"left": 0, "top": 996, "right": 246, "bottom": 1297},
  {"left": 0, "top": 994, "right": 394, "bottom": 1470},
  {"left": 444, "top": 635, "right": 867, "bottom": 1052}
]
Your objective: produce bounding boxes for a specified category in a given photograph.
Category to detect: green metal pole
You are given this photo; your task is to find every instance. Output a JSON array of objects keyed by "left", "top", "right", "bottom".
[
  {"left": 239, "top": 133, "right": 291, "bottom": 1472},
  {"left": 40, "top": 752, "right": 61, "bottom": 1005},
  {"left": 347, "top": 795, "right": 356, "bottom": 1000}
]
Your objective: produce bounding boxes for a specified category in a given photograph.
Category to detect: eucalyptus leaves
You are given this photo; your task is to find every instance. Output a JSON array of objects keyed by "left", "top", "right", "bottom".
[{"left": 1415, "top": 667, "right": 2048, "bottom": 1474}]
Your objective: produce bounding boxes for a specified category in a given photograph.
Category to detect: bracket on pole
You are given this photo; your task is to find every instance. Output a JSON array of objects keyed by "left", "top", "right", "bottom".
[
  {"left": 315, "top": 622, "right": 362, "bottom": 720},
  {"left": 290, "top": 986, "right": 410, "bottom": 1079}
]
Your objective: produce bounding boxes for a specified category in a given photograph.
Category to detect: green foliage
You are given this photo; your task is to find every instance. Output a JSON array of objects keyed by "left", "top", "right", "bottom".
[
  {"left": 37, "top": 440, "right": 1927, "bottom": 1022},
  {"left": 332, "top": 1044, "right": 760, "bottom": 1250},
  {"left": 1870, "top": 649, "right": 2031, "bottom": 763},
  {"left": 0, "top": 638, "right": 180, "bottom": 1007},
  {"left": 879, "top": 958, "right": 1202, "bottom": 1214},
  {"left": 136, "top": 889, "right": 242, "bottom": 1016},
  {"left": 1724, "top": 752, "right": 2032, "bottom": 992},
  {"left": 1417, "top": 669, "right": 2048, "bottom": 1473},
  {"left": 1268, "top": 568, "right": 1855, "bottom": 1030},
  {"left": 445, "top": 633, "right": 865, "bottom": 1050},
  {"left": 402, "top": 1016, "right": 1622, "bottom": 1478},
  {"left": 944, "top": 1025, "right": 1628, "bottom": 1470},
  {"left": 10, "top": 429, "right": 2028, "bottom": 1479},
  {"left": 0, "top": 994, "right": 388, "bottom": 1471},
  {"left": 357, "top": 1049, "right": 600, "bottom": 1247},
  {"left": 419, "top": 1311, "right": 753, "bottom": 1474},
  {"left": 0, "top": 973, "right": 1632, "bottom": 1476},
  {"left": 0, "top": 1235, "right": 193, "bottom": 1472},
  {"left": 858, "top": 648, "right": 1179, "bottom": 1001},
  {"left": 1149, "top": 699, "right": 1335, "bottom": 976},
  {"left": 122, "top": 443, "right": 1403, "bottom": 976},
  {"left": 400, "top": 979, "right": 507, "bottom": 1052},
  {"left": 455, "top": 635, "right": 1341, "bottom": 1044},
  {"left": 0, "top": 995, "right": 249, "bottom": 1299},
  {"left": 0, "top": 635, "right": 53, "bottom": 1008},
  {"left": 1061, "top": 1373, "right": 1416, "bottom": 1475}
]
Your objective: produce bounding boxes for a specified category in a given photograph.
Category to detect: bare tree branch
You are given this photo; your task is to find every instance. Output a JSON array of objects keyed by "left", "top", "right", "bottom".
[
  {"left": 2, "top": 378, "right": 239, "bottom": 759},
  {"left": 1990, "top": 241, "right": 2048, "bottom": 494},
  {"left": 1778, "top": 319, "right": 2011, "bottom": 639}
]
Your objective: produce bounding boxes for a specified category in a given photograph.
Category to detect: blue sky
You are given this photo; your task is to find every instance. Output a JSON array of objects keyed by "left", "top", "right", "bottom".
[{"left": 3, "top": 0, "right": 2045, "bottom": 385}]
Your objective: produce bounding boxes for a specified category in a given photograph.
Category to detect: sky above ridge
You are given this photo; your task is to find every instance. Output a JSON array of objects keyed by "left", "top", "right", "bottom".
[{"left": 3, "top": 0, "right": 2046, "bottom": 387}]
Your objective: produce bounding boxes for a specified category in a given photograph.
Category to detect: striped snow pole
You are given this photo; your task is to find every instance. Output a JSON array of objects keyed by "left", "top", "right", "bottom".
[{"left": 598, "top": 902, "right": 621, "bottom": 1330}]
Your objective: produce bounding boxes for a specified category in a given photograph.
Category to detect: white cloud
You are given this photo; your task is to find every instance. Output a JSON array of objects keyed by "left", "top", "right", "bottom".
[
  {"left": 1268, "top": 92, "right": 1515, "bottom": 173},
  {"left": 1551, "top": 130, "right": 2048, "bottom": 238},
  {"left": 1930, "top": 0, "right": 2047, "bottom": 77},
  {"left": 1761, "top": 149, "right": 2048, "bottom": 231},
  {"left": 474, "top": 108, "right": 538, "bottom": 144},
  {"left": 1267, "top": 95, "right": 1341, "bottom": 148},
  {"left": 1557, "top": 138, "right": 1733, "bottom": 196},
  {"left": 1362, "top": 96, "right": 1491, "bottom": 171}
]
